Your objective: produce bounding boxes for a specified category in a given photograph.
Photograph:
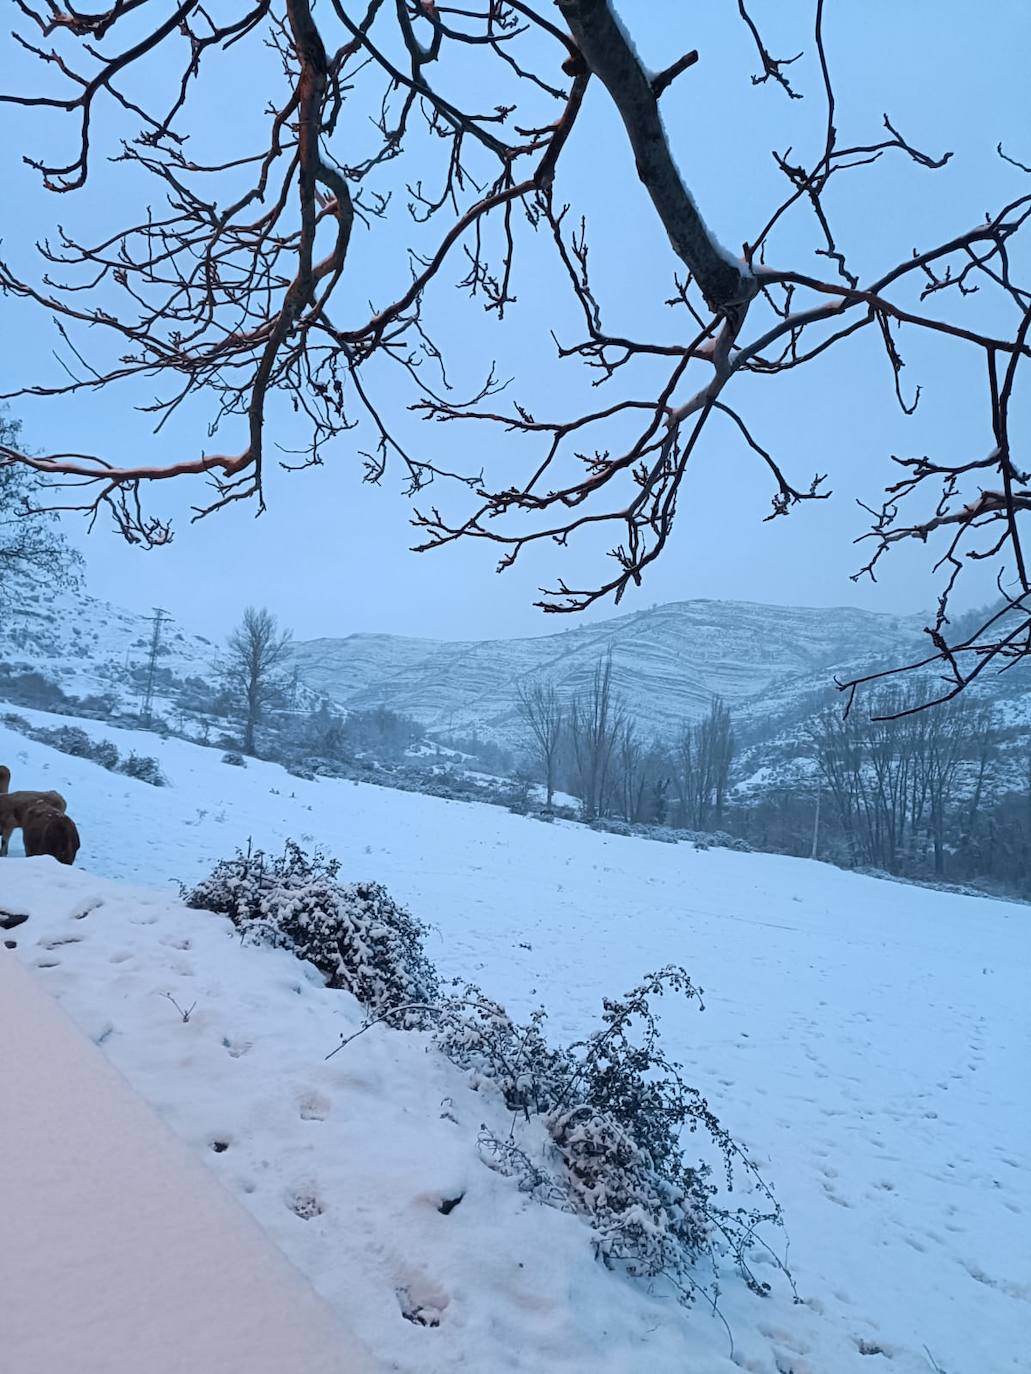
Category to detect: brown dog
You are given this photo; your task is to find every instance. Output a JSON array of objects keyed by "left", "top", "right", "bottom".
[
  {"left": 0, "top": 764, "right": 10, "bottom": 794},
  {"left": 21, "top": 802, "right": 80, "bottom": 866},
  {"left": 0, "top": 789, "right": 68, "bottom": 857}
]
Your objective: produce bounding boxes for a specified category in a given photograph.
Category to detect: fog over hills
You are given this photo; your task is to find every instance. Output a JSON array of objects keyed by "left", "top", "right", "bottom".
[
  {"left": 5, "top": 568, "right": 1029, "bottom": 756},
  {"left": 288, "top": 600, "right": 929, "bottom": 743}
]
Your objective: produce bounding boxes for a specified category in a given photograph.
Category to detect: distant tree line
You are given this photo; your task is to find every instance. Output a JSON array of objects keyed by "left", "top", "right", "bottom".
[
  {"left": 517, "top": 655, "right": 736, "bottom": 831},
  {"left": 516, "top": 659, "right": 1030, "bottom": 899}
]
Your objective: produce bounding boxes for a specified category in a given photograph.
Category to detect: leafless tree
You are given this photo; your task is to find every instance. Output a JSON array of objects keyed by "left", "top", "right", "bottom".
[
  {"left": 568, "top": 653, "right": 624, "bottom": 820},
  {"left": 809, "top": 690, "right": 995, "bottom": 875},
  {"left": 516, "top": 678, "right": 564, "bottom": 807},
  {"left": 965, "top": 713, "right": 997, "bottom": 835},
  {"left": 1, "top": 4, "right": 1028, "bottom": 708},
  {"left": 613, "top": 721, "right": 668, "bottom": 825},
  {"left": 225, "top": 605, "right": 293, "bottom": 753},
  {"left": 671, "top": 697, "right": 735, "bottom": 830}
]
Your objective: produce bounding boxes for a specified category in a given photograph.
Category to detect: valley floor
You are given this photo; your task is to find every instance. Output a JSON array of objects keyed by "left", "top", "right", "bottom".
[{"left": 2, "top": 708, "right": 1029, "bottom": 1373}]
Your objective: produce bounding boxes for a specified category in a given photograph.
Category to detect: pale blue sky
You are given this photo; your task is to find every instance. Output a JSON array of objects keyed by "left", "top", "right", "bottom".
[{"left": 1, "top": 1, "right": 1027, "bottom": 642}]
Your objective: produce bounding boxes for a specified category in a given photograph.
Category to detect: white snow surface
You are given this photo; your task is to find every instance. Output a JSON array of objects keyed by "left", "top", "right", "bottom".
[
  {"left": 0, "top": 950, "right": 381, "bottom": 1374},
  {"left": 1, "top": 706, "right": 1029, "bottom": 1374}
]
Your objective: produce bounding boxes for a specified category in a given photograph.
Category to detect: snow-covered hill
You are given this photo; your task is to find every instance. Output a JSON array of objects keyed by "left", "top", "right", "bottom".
[
  {"left": 0, "top": 568, "right": 217, "bottom": 712},
  {"left": 290, "top": 599, "right": 929, "bottom": 742},
  {"left": 2, "top": 710, "right": 1028, "bottom": 1374},
  {"left": 5, "top": 569, "right": 1030, "bottom": 799}
]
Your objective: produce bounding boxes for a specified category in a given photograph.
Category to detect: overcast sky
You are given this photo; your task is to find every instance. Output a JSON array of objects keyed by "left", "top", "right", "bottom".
[{"left": 2, "top": 1, "right": 1028, "bottom": 643}]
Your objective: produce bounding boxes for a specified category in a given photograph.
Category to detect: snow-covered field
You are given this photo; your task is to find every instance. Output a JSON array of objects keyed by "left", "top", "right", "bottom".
[{"left": 2, "top": 707, "right": 1029, "bottom": 1373}]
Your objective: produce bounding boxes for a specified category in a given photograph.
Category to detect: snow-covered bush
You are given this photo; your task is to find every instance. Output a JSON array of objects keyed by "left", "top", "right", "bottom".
[
  {"left": 221, "top": 751, "right": 246, "bottom": 767},
  {"left": 185, "top": 842, "right": 438, "bottom": 1014},
  {"left": 4, "top": 719, "right": 165, "bottom": 785},
  {"left": 431, "top": 967, "right": 788, "bottom": 1308},
  {"left": 33, "top": 724, "right": 95, "bottom": 759},
  {"left": 118, "top": 751, "right": 167, "bottom": 786},
  {"left": 190, "top": 845, "right": 785, "bottom": 1312}
]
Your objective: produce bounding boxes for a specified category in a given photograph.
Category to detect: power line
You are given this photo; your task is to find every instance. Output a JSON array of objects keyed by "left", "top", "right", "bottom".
[{"left": 140, "top": 607, "right": 170, "bottom": 726}]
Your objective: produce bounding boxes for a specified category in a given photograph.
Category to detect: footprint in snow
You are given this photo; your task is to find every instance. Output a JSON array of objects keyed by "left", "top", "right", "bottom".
[
  {"left": 759, "top": 1326, "right": 809, "bottom": 1356},
  {"left": 962, "top": 1259, "right": 1031, "bottom": 1301},
  {"left": 70, "top": 898, "right": 104, "bottom": 920},
  {"left": 855, "top": 1337, "right": 893, "bottom": 1358},
  {"left": 298, "top": 1091, "right": 331, "bottom": 1121},
  {"left": 821, "top": 1181, "right": 852, "bottom": 1208},
  {"left": 396, "top": 1273, "right": 450, "bottom": 1328},
  {"left": 287, "top": 1190, "right": 325, "bottom": 1221}
]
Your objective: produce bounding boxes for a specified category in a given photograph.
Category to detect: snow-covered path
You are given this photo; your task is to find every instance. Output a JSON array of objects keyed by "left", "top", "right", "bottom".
[
  {"left": 0, "top": 950, "right": 381, "bottom": 1374},
  {"left": 2, "top": 710, "right": 1029, "bottom": 1372}
]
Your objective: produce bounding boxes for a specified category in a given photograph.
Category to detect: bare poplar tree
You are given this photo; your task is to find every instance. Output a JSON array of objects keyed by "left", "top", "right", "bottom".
[
  {"left": 225, "top": 606, "right": 293, "bottom": 754},
  {"left": 615, "top": 718, "right": 643, "bottom": 824},
  {"left": 516, "top": 679, "right": 564, "bottom": 808},
  {"left": 568, "top": 655, "right": 624, "bottom": 821},
  {"left": 1, "top": 5, "right": 1028, "bottom": 709},
  {"left": 614, "top": 723, "right": 668, "bottom": 825},
  {"left": 671, "top": 697, "right": 735, "bottom": 830}
]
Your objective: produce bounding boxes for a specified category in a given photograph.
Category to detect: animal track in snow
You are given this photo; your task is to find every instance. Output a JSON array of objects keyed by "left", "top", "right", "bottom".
[
  {"left": 287, "top": 1190, "right": 325, "bottom": 1221},
  {"left": 70, "top": 897, "right": 105, "bottom": 920},
  {"left": 759, "top": 1325, "right": 808, "bottom": 1354},
  {"left": 395, "top": 1273, "right": 450, "bottom": 1328},
  {"left": 961, "top": 1259, "right": 1031, "bottom": 1302},
  {"left": 68, "top": 895, "right": 105, "bottom": 917},
  {"left": 299, "top": 1091, "right": 331, "bottom": 1121},
  {"left": 855, "top": 1336, "right": 893, "bottom": 1358},
  {"left": 821, "top": 1181, "right": 852, "bottom": 1208}
]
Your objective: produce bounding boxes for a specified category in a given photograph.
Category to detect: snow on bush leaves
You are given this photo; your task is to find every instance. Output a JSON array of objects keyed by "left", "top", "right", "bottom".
[
  {"left": 2, "top": 716, "right": 167, "bottom": 785},
  {"left": 430, "top": 966, "right": 791, "bottom": 1309},
  {"left": 192, "top": 843, "right": 788, "bottom": 1315},
  {"left": 184, "top": 841, "right": 438, "bottom": 1014}
]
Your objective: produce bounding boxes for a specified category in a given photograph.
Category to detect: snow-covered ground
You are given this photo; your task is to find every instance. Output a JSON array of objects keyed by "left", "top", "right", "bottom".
[{"left": 2, "top": 706, "right": 1029, "bottom": 1373}]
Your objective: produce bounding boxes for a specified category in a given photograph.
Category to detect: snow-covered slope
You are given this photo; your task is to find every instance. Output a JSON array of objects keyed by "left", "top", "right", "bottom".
[
  {"left": 291, "top": 600, "right": 928, "bottom": 741},
  {"left": 7, "top": 566, "right": 1031, "bottom": 765},
  {"left": 2, "top": 710, "right": 1028, "bottom": 1373},
  {"left": 0, "top": 567, "right": 217, "bottom": 708}
]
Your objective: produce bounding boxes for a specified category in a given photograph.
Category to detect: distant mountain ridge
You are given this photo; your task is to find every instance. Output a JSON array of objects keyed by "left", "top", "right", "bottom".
[
  {"left": 5, "top": 569, "right": 1027, "bottom": 760},
  {"left": 288, "top": 599, "right": 931, "bottom": 744}
]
